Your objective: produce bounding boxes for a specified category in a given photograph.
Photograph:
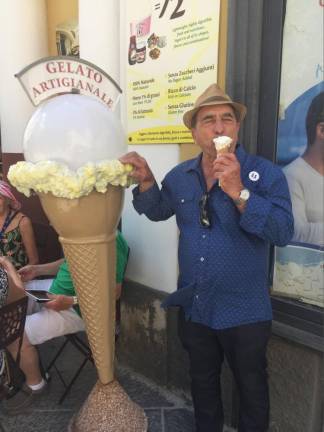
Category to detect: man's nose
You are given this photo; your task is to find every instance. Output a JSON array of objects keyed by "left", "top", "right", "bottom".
[{"left": 213, "top": 119, "right": 224, "bottom": 134}]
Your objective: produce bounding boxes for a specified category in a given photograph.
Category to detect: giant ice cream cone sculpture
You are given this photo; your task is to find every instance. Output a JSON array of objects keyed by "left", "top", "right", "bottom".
[
  {"left": 9, "top": 88, "right": 147, "bottom": 430},
  {"left": 9, "top": 93, "right": 131, "bottom": 384},
  {"left": 39, "top": 187, "right": 123, "bottom": 383}
]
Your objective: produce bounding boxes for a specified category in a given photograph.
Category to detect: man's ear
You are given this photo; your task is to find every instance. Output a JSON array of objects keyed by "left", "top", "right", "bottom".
[{"left": 316, "top": 122, "right": 324, "bottom": 139}]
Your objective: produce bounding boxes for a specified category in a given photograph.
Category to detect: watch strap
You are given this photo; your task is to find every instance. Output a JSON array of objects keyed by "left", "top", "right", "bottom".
[
  {"left": 233, "top": 189, "right": 250, "bottom": 206},
  {"left": 233, "top": 197, "right": 245, "bottom": 205}
]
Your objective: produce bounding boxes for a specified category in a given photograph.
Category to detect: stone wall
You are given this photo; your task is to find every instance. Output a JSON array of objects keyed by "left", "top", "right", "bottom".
[
  {"left": 267, "top": 336, "right": 323, "bottom": 432},
  {"left": 117, "top": 280, "right": 323, "bottom": 431}
]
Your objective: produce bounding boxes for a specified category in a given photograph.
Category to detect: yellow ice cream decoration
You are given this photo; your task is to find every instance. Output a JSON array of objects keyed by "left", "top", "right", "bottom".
[{"left": 8, "top": 160, "right": 134, "bottom": 199}]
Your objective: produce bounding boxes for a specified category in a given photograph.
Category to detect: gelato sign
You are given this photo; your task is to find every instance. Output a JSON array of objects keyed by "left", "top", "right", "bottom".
[{"left": 15, "top": 56, "right": 122, "bottom": 109}]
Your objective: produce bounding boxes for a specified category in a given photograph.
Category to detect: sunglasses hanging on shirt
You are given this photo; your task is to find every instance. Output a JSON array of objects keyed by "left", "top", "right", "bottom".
[{"left": 199, "top": 193, "right": 211, "bottom": 228}]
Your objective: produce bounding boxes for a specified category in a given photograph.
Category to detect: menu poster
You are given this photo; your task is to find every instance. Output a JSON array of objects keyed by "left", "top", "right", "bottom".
[{"left": 125, "top": 0, "right": 220, "bottom": 144}]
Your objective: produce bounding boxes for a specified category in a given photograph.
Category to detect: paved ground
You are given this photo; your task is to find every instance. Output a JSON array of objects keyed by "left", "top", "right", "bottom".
[{"left": 0, "top": 336, "right": 235, "bottom": 432}]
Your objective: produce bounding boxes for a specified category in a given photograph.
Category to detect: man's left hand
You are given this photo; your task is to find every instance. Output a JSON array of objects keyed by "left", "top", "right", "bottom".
[
  {"left": 44, "top": 294, "right": 73, "bottom": 311},
  {"left": 212, "top": 153, "right": 244, "bottom": 199}
]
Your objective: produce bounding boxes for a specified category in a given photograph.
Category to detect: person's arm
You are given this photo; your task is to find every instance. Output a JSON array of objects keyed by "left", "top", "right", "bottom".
[
  {"left": 213, "top": 153, "right": 247, "bottom": 214},
  {"left": 19, "top": 216, "right": 39, "bottom": 265},
  {"left": 18, "top": 258, "right": 64, "bottom": 282},
  {"left": 285, "top": 174, "right": 323, "bottom": 245},
  {"left": 44, "top": 294, "right": 75, "bottom": 311},
  {"left": 115, "top": 283, "right": 122, "bottom": 300},
  {"left": 238, "top": 165, "right": 294, "bottom": 247},
  {"left": 120, "top": 152, "right": 174, "bottom": 221},
  {"left": 0, "top": 256, "right": 24, "bottom": 297}
]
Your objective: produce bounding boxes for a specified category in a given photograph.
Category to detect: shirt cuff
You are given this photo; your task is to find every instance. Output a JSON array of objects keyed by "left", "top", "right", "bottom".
[
  {"left": 132, "top": 182, "right": 160, "bottom": 214},
  {"left": 239, "top": 191, "right": 272, "bottom": 236}
]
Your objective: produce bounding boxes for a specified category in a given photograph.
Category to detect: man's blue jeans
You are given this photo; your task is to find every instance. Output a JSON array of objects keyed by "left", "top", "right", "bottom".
[{"left": 178, "top": 309, "right": 271, "bottom": 432}]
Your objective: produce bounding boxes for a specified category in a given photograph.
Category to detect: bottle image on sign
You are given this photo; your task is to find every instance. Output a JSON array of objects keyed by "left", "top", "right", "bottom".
[
  {"left": 136, "top": 41, "right": 146, "bottom": 63},
  {"left": 128, "top": 35, "right": 137, "bottom": 65}
]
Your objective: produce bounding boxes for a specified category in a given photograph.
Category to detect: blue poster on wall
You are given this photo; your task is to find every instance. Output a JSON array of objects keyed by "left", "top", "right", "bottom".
[
  {"left": 272, "top": 1, "right": 323, "bottom": 307},
  {"left": 273, "top": 82, "right": 324, "bottom": 307},
  {"left": 277, "top": 82, "right": 324, "bottom": 167}
]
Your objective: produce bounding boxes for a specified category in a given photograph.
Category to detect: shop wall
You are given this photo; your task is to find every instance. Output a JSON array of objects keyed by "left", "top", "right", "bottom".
[
  {"left": 268, "top": 337, "right": 323, "bottom": 432},
  {"left": 46, "top": 0, "right": 78, "bottom": 56},
  {"left": 0, "top": 0, "right": 48, "bottom": 155},
  {"left": 120, "top": 0, "right": 228, "bottom": 294}
]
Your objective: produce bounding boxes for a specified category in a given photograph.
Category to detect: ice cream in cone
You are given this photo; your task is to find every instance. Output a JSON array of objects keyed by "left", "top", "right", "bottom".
[
  {"left": 213, "top": 135, "right": 233, "bottom": 155},
  {"left": 213, "top": 136, "right": 233, "bottom": 188},
  {"left": 39, "top": 187, "right": 123, "bottom": 384}
]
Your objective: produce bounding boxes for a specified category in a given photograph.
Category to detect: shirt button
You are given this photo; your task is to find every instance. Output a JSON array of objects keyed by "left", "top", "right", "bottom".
[
  {"left": 195, "top": 295, "right": 199, "bottom": 299},
  {"left": 181, "top": 199, "right": 185, "bottom": 203},
  {"left": 202, "top": 234, "right": 206, "bottom": 239},
  {"left": 200, "top": 257, "right": 204, "bottom": 262}
]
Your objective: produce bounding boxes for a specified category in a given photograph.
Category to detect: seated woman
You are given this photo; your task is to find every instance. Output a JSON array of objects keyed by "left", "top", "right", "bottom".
[
  {"left": 2, "top": 230, "right": 129, "bottom": 415},
  {"left": 0, "top": 180, "right": 39, "bottom": 269}
]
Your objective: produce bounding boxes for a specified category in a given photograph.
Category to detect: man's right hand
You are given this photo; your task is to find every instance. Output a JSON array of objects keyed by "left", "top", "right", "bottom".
[
  {"left": 119, "top": 152, "right": 155, "bottom": 193},
  {"left": 18, "top": 265, "right": 38, "bottom": 282}
]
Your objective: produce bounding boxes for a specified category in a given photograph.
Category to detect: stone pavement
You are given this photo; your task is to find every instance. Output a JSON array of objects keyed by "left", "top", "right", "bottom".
[{"left": 0, "top": 336, "right": 235, "bottom": 432}]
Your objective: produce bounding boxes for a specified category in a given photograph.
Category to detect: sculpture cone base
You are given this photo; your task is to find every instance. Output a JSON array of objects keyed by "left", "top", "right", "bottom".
[{"left": 68, "top": 380, "right": 148, "bottom": 432}]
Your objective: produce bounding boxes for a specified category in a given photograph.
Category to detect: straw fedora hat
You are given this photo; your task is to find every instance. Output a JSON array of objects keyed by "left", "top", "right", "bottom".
[{"left": 183, "top": 84, "right": 247, "bottom": 129}]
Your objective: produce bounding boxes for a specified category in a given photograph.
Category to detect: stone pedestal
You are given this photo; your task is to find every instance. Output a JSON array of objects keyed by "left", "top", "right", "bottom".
[{"left": 69, "top": 380, "right": 147, "bottom": 432}]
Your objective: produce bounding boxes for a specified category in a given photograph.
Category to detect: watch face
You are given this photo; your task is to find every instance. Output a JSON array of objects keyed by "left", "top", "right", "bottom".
[{"left": 240, "top": 189, "right": 250, "bottom": 200}]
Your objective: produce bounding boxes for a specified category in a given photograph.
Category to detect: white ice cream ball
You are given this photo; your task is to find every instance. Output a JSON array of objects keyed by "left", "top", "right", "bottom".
[{"left": 23, "top": 94, "right": 126, "bottom": 171}]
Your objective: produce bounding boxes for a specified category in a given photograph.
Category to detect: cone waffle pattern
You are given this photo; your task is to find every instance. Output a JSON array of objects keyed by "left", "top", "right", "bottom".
[
  {"left": 62, "top": 241, "right": 116, "bottom": 383},
  {"left": 39, "top": 187, "right": 123, "bottom": 384}
]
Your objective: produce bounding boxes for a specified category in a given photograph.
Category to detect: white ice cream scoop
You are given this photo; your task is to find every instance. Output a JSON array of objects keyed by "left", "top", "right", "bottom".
[
  {"left": 23, "top": 94, "right": 126, "bottom": 171},
  {"left": 213, "top": 136, "right": 233, "bottom": 189},
  {"left": 213, "top": 136, "right": 233, "bottom": 153}
]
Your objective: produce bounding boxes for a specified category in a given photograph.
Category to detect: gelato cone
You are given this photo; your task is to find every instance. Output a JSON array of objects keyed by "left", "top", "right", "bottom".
[
  {"left": 39, "top": 186, "right": 123, "bottom": 384},
  {"left": 213, "top": 136, "right": 233, "bottom": 188},
  {"left": 213, "top": 135, "right": 233, "bottom": 155}
]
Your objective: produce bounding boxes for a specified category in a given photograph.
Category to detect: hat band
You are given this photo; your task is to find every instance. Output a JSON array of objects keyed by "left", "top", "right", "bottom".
[{"left": 198, "top": 95, "right": 231, "bottom": 107}]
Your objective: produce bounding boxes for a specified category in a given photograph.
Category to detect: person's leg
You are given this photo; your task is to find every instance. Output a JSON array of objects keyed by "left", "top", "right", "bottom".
[
  {"left": 9, "top": 306, "right": 85, "bottom": 387},
  {"left": 219, "top": 321, "right": 272, "bottom": 432},
  {"left": 8, "top": 333, "right": 43, "bottom": 387},
  {"left": 4, "top": 306, "right": 85, "bottom": 414},
  {"left": 178, "top": 309, "right": 224, "bottom": 432}
]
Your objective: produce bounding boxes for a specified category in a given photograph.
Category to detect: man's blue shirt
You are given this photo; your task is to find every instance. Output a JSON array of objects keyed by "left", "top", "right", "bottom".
[{"left": 132, "top": 145, "right": 294, "bottom": 329}]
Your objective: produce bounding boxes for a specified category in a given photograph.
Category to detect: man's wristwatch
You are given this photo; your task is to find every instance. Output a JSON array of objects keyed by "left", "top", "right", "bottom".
[
  {"left": 72, "top": 296, "right": 78, "bottom": 305},
  {"left": 233, "top": 188, "right": 250, "bottom": 206}
]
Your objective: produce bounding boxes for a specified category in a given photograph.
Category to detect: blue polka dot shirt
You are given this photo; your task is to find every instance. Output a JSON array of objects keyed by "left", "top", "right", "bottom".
[{"left": 132, "top": 146, "right": 294, "bottom": 329}]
